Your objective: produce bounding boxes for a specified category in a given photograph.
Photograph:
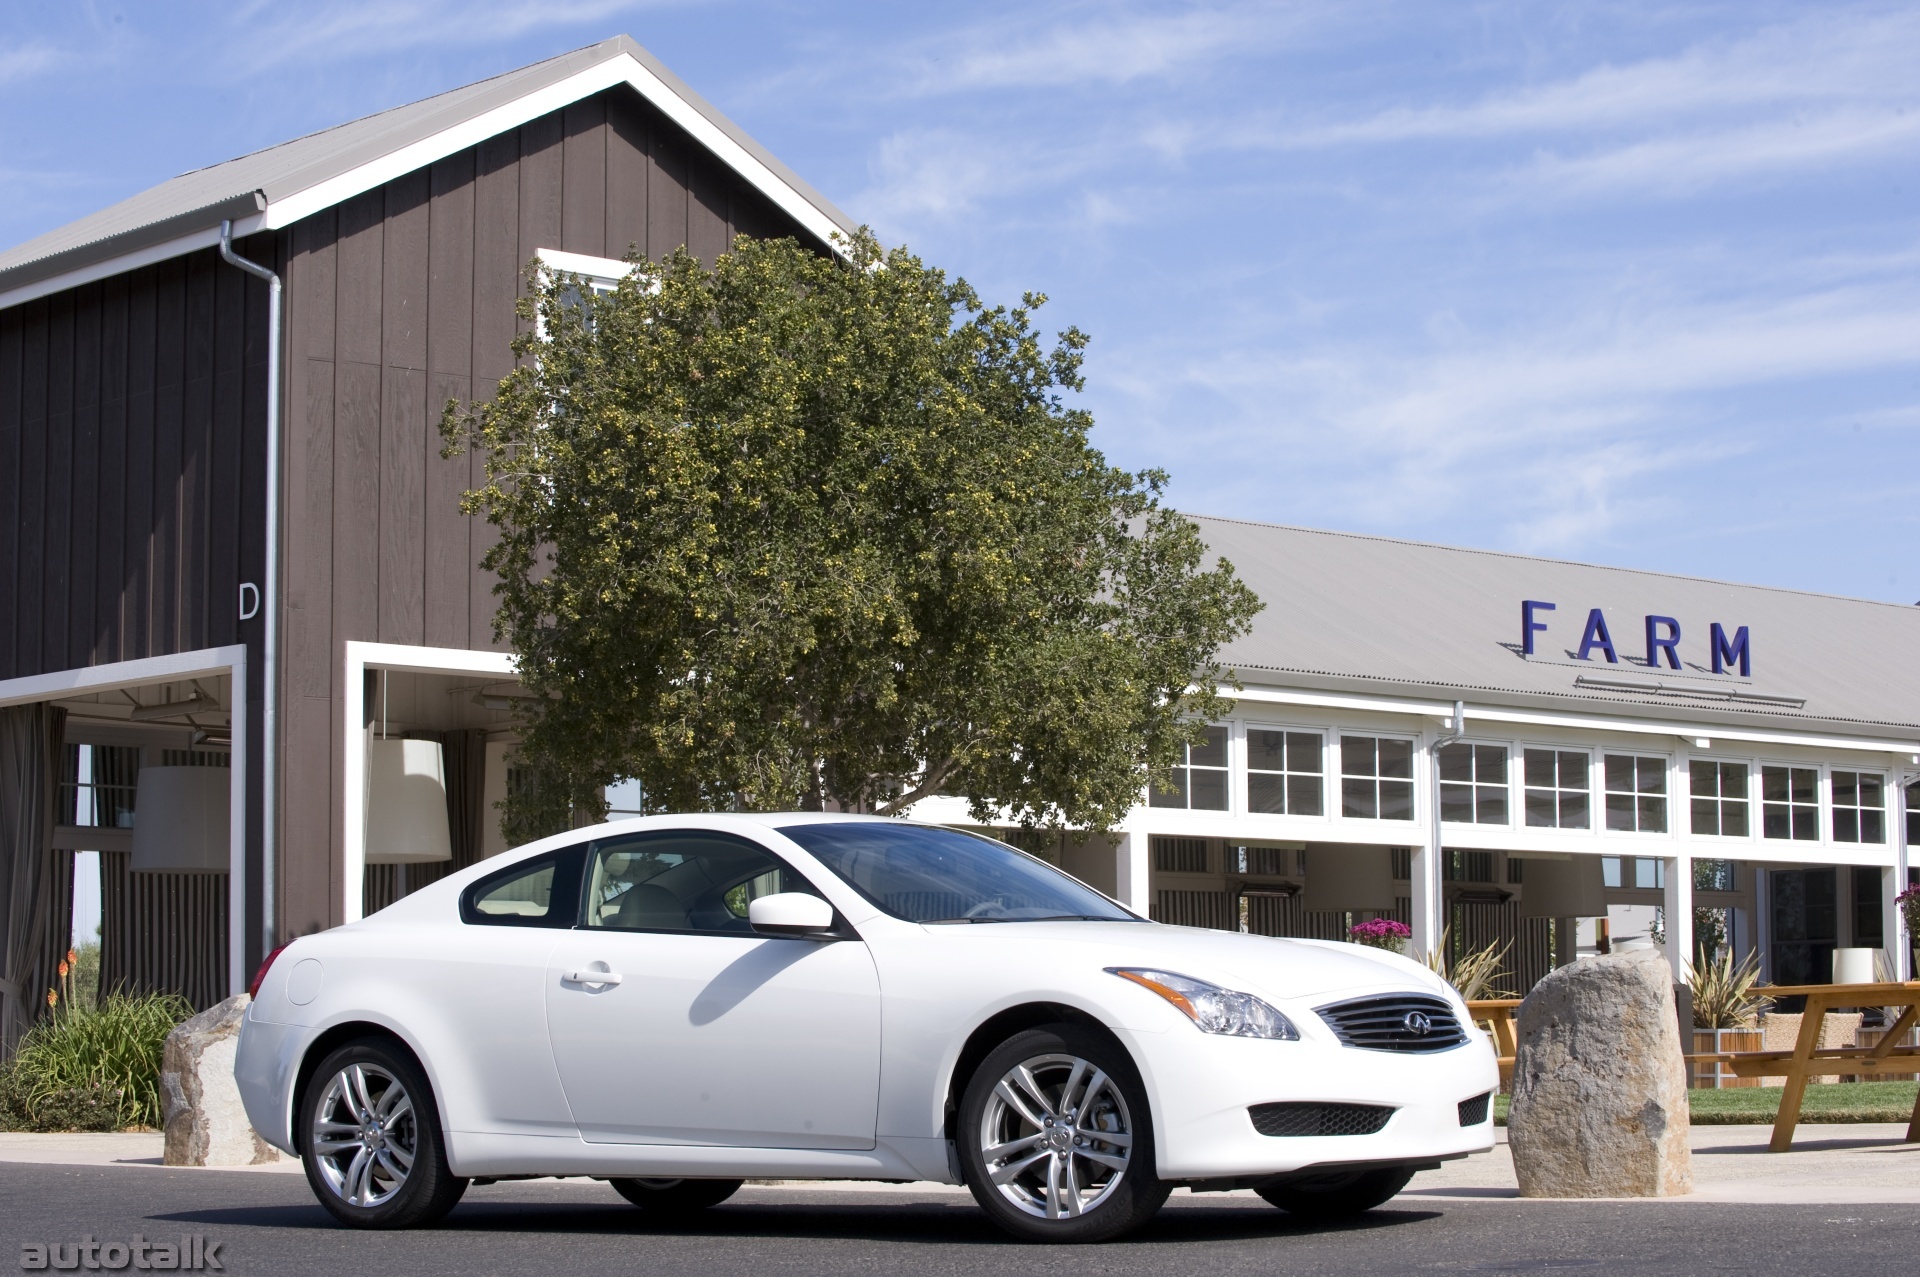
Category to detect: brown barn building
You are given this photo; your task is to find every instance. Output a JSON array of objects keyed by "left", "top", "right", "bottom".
[{"left": 0, "top": 36, "right": 855, "bottom": 1040}]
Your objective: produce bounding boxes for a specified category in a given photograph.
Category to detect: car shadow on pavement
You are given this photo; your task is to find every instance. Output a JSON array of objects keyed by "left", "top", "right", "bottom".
[{"left": 145, "top": 1197, "right": 1442, "bottom": 1246}]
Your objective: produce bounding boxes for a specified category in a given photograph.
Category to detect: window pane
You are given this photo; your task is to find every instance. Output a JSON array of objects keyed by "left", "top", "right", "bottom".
[
  {"left": 1248, "top": 773, "right": 1286, "bottom": 814},
  {"left": 1287, "top": 733, "right": 1322, "bottom": 773},
  {"left": 1792, "top": 806, "right": 1817, "bottom": 841},
  {"left": 1379, "top": 780, "right": 1414, "bottom": 821},
  {"left": 1692, "top": 797, "right": 1719, "bottom": 836},
  {"left": 1524, "top": 749, "right": 1555, "bottom": 788},
  {"left": 1834, "top": 809, "right": 1858, "bottom": 843},
  {"left": 1762, "top": 766, "right": 1789, "bottom": 803},
  {"left": 1559, "top": 791, "right": 1589, "bottom": 829},
  {"left": 471, "top": 860, "right": 556, "bottom": 920},
  {"left": 1439, "top": 743, "right": 1474, "bottom": 784},
  {"left": 1862, "top": 809, "right": 1885, "bottom": 844},
  {"left": 1763, "top": 806, "right": 1790, "bottom": 840},
  {"left": 1476, "top": 787, "right": 1508, "bottom": 825},
  {"left": 1190, "top": 768, "right": 1228, "bottom": 811},
  {"left": 1378, "top": 739, "right": 1414, "bottom": 780},
  {"left": 1636, "top": 757, "right": 1666, "bottom": 794},
  {"left": 1190, "top": 726, "right": 1229, "bottom": 768},
  {"left": 1526, "top": 789, "right": 1557, "bottom": 827},
  {"left": 1559, "top": 752, "right": 1587, "bottom": 788},
  {"left": 1289, "top": 775, "right": 1323, "bottom": 817},
  {"left": 1251, "top": 730, "right": 1285, "bottom": 769},
  {"left": 1721, "top": 802, "right": 1748, "bottom": 838},
  {"left": 1720, "top": 763, "right": 1747, "bottom": 799},
  {"left": 1343, "top": 777, "right": 1376, "bottom": 818},
  {"left": 1601, "top": 857, "right": 1622, "bottom": 888},
  {"left": 1149, "top": 772, "right": 1187, "bottom": 808},
  {"left": 1640, "top": 795, "right": 1666, "bottom": 833},
  {"left": 1605, "top": 755, "right": 1634, "bottom": 793},
  {"left": 1441, "top": 783, "right": 1474, "bottom": 823},
  {"left": 1606, "top": 792, "right": 1636, "bottom": 831},
  {"left": 1832, "top": 770, "right": 1856, "bottom": 806},
  {"left": 1632, "top": 858, "right": 1656, "bottom": 889},
  {"left": 1476, "top": 745, "right": 1507, "bottom": 780},
  {"left": 1860, "top": 775, "right": 1884, "bottom": 808},
  {"left": 1691, "top": 761, "right": 1718, "bottom": 797},
  {"left": 1342, "top": 737, "right": 1376, "bottom": 777}
]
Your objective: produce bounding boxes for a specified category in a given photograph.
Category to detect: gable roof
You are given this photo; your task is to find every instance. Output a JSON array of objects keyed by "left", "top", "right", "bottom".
[
  {"left": 1196, "top": 514, "right": 1920, "bottom": 743},
  {"left": 0, "top": 35, "right": 857, "bottom": 308}
]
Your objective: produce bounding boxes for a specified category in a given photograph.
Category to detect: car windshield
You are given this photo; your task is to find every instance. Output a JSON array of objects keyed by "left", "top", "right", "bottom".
[{"left": 777, "top": 822, "right": 1137, "bottom": 924}]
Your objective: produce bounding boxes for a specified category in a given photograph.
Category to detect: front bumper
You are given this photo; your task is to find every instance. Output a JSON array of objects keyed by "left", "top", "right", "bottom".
[{"left": 1130, "top": 1025, "right": 1499, "bottom": 1180}]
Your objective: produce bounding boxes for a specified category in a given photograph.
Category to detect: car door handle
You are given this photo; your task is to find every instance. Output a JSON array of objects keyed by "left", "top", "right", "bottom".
[{"left": 564, "top": 969, "right": 624, "bottom": 986}]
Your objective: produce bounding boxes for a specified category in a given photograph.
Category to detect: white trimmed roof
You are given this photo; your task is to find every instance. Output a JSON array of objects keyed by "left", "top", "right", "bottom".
[
  {"left": 1198, "top": 515, "right": 1920, "bottom": 741},
  {"left": 0, "top": 35, "right": 857, "bottom": 308}
]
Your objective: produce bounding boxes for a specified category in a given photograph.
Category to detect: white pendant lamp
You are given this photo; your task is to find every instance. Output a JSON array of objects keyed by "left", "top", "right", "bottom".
[
  {"left": 129, "top": 766, "right": 231, "bottom": 873},
  {"left": 365, "top": 738, "right": 453, "bottom": 865},
  {"left": 1300, "top": 844, "right": 1398, "bottom": 912}
]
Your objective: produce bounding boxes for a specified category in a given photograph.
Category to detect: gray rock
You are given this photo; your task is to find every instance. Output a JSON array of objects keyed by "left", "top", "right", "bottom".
[
  {"left": 1507, "top": 947, "right": 1692, "bottom": 1197},
  {"left": 159, "top": 994, "right": 282, "bottom": 1167}
]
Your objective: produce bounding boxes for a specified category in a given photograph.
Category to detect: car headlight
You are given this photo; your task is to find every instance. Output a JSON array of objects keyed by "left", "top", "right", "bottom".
[{"left": 1108, "top": 968, "right": 1300, "bottom": 1040}]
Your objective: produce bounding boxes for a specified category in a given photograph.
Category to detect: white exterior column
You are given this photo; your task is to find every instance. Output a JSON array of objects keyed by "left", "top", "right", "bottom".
[
  {"left": 1664, "top": 851, "right": 1693, "bottom": 980},
  {"left": 1891, "top": 774, "right": 1912, "bottom": 980},
  {"left": 1114, "top": 832, "right": 1150, "bottom": 913},
  {"left": 1410, "top": 732, "right": 1445, "bottom": 959}
]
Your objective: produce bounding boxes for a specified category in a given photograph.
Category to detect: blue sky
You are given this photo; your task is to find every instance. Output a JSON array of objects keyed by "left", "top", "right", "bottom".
[{"left": 4, "top": 2, "right": 1918, "bottom": 601}]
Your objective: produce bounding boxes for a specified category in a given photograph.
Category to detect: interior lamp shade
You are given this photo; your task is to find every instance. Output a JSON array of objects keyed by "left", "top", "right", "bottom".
[
  {"left": 1516, "top": 854, "right": 1608, "bottom": 918},
  {"left": 129, "top": 766, "right": 230, "bottom": 873},
  {"left": 365, "top": 738, "right": 453, "bottom": 865},
  {"left": 1300, "top": 844, "right": 1397, "bottom": 912},
  {"left": 1832, "top": 947, "right": 1878, "bottom": 985}
]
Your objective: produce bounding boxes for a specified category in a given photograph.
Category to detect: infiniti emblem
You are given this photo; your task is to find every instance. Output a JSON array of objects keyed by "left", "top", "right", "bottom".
[{"left": 1402, "top": 1010, "right": 1433, "bottom": 1037}]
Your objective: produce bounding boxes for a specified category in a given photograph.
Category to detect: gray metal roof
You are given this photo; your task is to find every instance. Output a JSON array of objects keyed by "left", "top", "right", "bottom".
[
  {"left": 1197, "top": 515, "right": 1920, "bottom": 740},
  {"left": 0, "top": 35, "right": 857, "bottom": 299}
]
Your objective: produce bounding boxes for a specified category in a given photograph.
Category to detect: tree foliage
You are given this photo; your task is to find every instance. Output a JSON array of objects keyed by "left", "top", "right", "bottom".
[{"left": 444, "top": 231, "right": 1262, "bottom": 840}]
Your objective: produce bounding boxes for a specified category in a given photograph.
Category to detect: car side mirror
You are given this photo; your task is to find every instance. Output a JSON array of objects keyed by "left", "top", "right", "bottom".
[{"left": 748, "top": 892, "right": 838, "bottom": 940}]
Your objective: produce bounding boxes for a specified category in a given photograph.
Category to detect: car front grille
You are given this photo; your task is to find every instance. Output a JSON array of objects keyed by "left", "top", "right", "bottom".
[
  {"left": 1457, "top": 1092, "right": 1491, "bottom": 1126},
  {"left": 1248, "top": 1101, "right": 1395, "bottom": 1137},
  {"left": 1314, "top": 993, "right": 1469, "bottom": 1053}
]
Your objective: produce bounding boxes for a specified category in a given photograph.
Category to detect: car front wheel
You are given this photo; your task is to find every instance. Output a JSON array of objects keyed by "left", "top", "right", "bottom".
[
  {"left": 956, "top": 1024, "right": 1169, "bottom": 1243},
  {"left": 300, "top": 1039, "right": 468, "bottom": 1229}
]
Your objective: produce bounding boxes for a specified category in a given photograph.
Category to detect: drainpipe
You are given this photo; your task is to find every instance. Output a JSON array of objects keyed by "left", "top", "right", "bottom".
[
  {"left": 219, "top": 220, "right": 280, "bottom": 963},
  {"left": 1424, "top": 700, "right": 1467, "bottom": 961}
]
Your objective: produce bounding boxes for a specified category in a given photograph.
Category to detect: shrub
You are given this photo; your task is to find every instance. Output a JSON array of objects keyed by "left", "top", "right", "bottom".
[
  {"left": 1420, "top": 929, "right": 1516, "bottom": 1000},
  {"left": 1690, "top": 946, "right": 1770, "bottom": 1029},
  {"left": 4, "top": 987, "right": 192, "bottom": 1130}
]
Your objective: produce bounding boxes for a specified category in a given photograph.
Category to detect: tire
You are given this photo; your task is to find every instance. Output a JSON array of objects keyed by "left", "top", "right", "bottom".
[
  {"left": 300, "top": 1039, "right": 469, "bottom": 1229},
  {"left": 1256, "top": 1165, "right": 1416, "bottom": 1220},
  {"left": 956, "top": 1024, "right": 1170, "bottom": 1243},
  {"left": 609, "top": 1178, "right": 743, "bottom": 1213}
]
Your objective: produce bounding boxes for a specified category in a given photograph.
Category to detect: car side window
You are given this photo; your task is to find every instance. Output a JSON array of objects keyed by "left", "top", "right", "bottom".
[
  {"left": 460, "top": 847, "right": 586, "bottom": 927},
  {"left": 584, "top": 831, "right": 819, "bottom": 934}
]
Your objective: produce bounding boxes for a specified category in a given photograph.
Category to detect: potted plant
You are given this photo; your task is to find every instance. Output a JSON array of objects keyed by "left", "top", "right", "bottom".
[
  {"left": 1898, "top": 887, "right": 1920, "bottom": 979},
  {"left": 1689, "top": 947, "right": 1771, "bottom": 1088},
  {"left": 1347, "top": 917, "right": 1412, "bottom": 955}
]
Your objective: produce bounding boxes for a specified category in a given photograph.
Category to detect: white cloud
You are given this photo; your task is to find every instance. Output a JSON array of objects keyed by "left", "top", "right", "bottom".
[{"left": 222, "top": 0, "right": 655, "bottom": 68}]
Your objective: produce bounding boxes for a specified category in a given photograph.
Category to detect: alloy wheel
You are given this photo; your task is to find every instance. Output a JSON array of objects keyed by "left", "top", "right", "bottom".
[
  {"left": 977, "top": 1052, "right": 1134, "bottom": 1219},
  {"left": 309, "top": 1062, "right": 417, "bottom": 1208}
]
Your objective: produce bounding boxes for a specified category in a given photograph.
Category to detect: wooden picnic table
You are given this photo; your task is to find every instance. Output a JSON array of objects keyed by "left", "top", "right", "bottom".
[
  {"left": 1466, "top": 998, "right": 1523, "bottom": 1090},
  {"left": 1687, "top": 981, "right": 1920, "bottom": 1152}
]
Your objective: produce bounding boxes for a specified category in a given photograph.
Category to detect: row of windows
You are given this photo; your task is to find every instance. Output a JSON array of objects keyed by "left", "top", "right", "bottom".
[{"left": 1150, "top": 727, "right": 1897, "bottom": 844}]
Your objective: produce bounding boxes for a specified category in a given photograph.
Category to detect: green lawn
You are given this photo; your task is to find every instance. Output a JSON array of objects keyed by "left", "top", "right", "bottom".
[{"left": 1493, "top": 1081, "right": 1919, "bottom": 1126}]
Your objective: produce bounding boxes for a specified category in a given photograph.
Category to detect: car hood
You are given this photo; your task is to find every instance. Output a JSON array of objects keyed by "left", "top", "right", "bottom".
[{"left": 930, "top": 920, "right": 1457, "bottom": 1008}]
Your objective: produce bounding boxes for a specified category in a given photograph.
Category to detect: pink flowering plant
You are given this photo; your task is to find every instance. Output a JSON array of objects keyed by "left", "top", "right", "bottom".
[
  {"left": 1897, "top": 887, "right": 1920, "bottom": 942},
  {"left": 1348, "top": 918, "right": 1412, "bottom": 952}
]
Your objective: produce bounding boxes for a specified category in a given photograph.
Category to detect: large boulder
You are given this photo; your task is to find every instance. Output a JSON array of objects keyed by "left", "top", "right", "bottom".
[
  {"left": 1507, "top": 947, "right": 1691, "bottom": 1197},
  {"left": 159, "top": 994, "right": 282, "bottom": 1167}
]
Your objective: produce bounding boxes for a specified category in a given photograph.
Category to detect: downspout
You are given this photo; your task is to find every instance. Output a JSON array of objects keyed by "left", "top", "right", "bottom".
[
  {"left": 1427, "top": 700, "right": 1467, "bottom": 960},
  {"left": 219, "top": 220, "right": 280, "bottom": 961}
]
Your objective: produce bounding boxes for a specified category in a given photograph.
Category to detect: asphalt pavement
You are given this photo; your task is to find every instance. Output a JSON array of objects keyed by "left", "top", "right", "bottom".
[{"left": 5, "top": 1161, "right": 1919, "bottom": 1277}]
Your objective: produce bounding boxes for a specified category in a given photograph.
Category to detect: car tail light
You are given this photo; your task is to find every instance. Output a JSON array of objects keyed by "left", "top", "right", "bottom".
[{"left": 249, "top": 943, "right": 292, "bottom": 999}]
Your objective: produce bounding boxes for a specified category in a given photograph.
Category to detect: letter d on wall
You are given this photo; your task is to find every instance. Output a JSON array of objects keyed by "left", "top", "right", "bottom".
[{"left": 239, "top": 582, "right": 261, "bottom": 621}]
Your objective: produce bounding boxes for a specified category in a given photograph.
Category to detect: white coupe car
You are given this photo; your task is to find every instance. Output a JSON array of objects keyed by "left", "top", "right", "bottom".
[{"left": 237, "top": 814, "right": 1496, "bottom": 1242}]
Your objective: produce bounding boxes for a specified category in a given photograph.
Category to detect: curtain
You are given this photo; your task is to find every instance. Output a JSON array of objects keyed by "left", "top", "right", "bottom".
[
  {"left": 362, "top": 729, "right": 488, "bottom": 915},
  {"left": 1, "top": 703, "right": 68, "bottom": 1052},
  {"left": 99, "top": 850, "right": 228, "bottom": 1013}
]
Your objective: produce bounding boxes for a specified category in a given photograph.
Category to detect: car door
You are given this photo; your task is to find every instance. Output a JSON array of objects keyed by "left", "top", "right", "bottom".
[{"left": 544, "top": 828, "right": 882, "bottom": 1148}]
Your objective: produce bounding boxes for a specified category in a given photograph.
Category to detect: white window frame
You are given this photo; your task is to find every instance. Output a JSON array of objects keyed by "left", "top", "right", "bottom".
[
  {"left": 1437, "top": 736, "right": 1513, "bottom": 828},
  {"left": 1335, "top": 730, "right": 1420, "bottom": 825},
  {"left": 1830, "top": 767, "right": 1889, "bottom": 846},
  {"left": 1519, "top": 742, "right": 1594, "bottom": 832},
  {"left": 1757, "top": 758, "right": 1823, "bottom": 845},
  {"left": 1600, "top": 750, "right": 1673, "bottom": 837},
  {"left": 1685, "top": 754, "right": 1757, "bottom": 842},
  {"left": 1242, "top": 721, "right": 1329, "bottom": 822}
]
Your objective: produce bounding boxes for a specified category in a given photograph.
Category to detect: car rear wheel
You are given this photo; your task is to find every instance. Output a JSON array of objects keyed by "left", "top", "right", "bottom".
[
  {"left": 1256, "top": 1165, "right": 1416, "bottom": 1219},
  {"left": 301, "top": 1040, "right": 468, "bottom": 1229},
  {"left": 956, "top": 1025, "right": 1169, "bottom": 1243},
  {"left": 609, "top": 1177, "right": 743, "bottom": 1212}
]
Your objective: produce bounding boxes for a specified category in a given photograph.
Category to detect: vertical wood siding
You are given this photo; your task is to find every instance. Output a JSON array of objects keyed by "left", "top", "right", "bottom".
[{"left": 276, "top": 85, "right": 820, "bottom": 936}]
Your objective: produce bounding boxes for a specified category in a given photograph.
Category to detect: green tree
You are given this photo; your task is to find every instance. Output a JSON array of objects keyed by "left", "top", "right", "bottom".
[{"left": 444, "top": 231, "right": 1262, "bottom": 841}]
